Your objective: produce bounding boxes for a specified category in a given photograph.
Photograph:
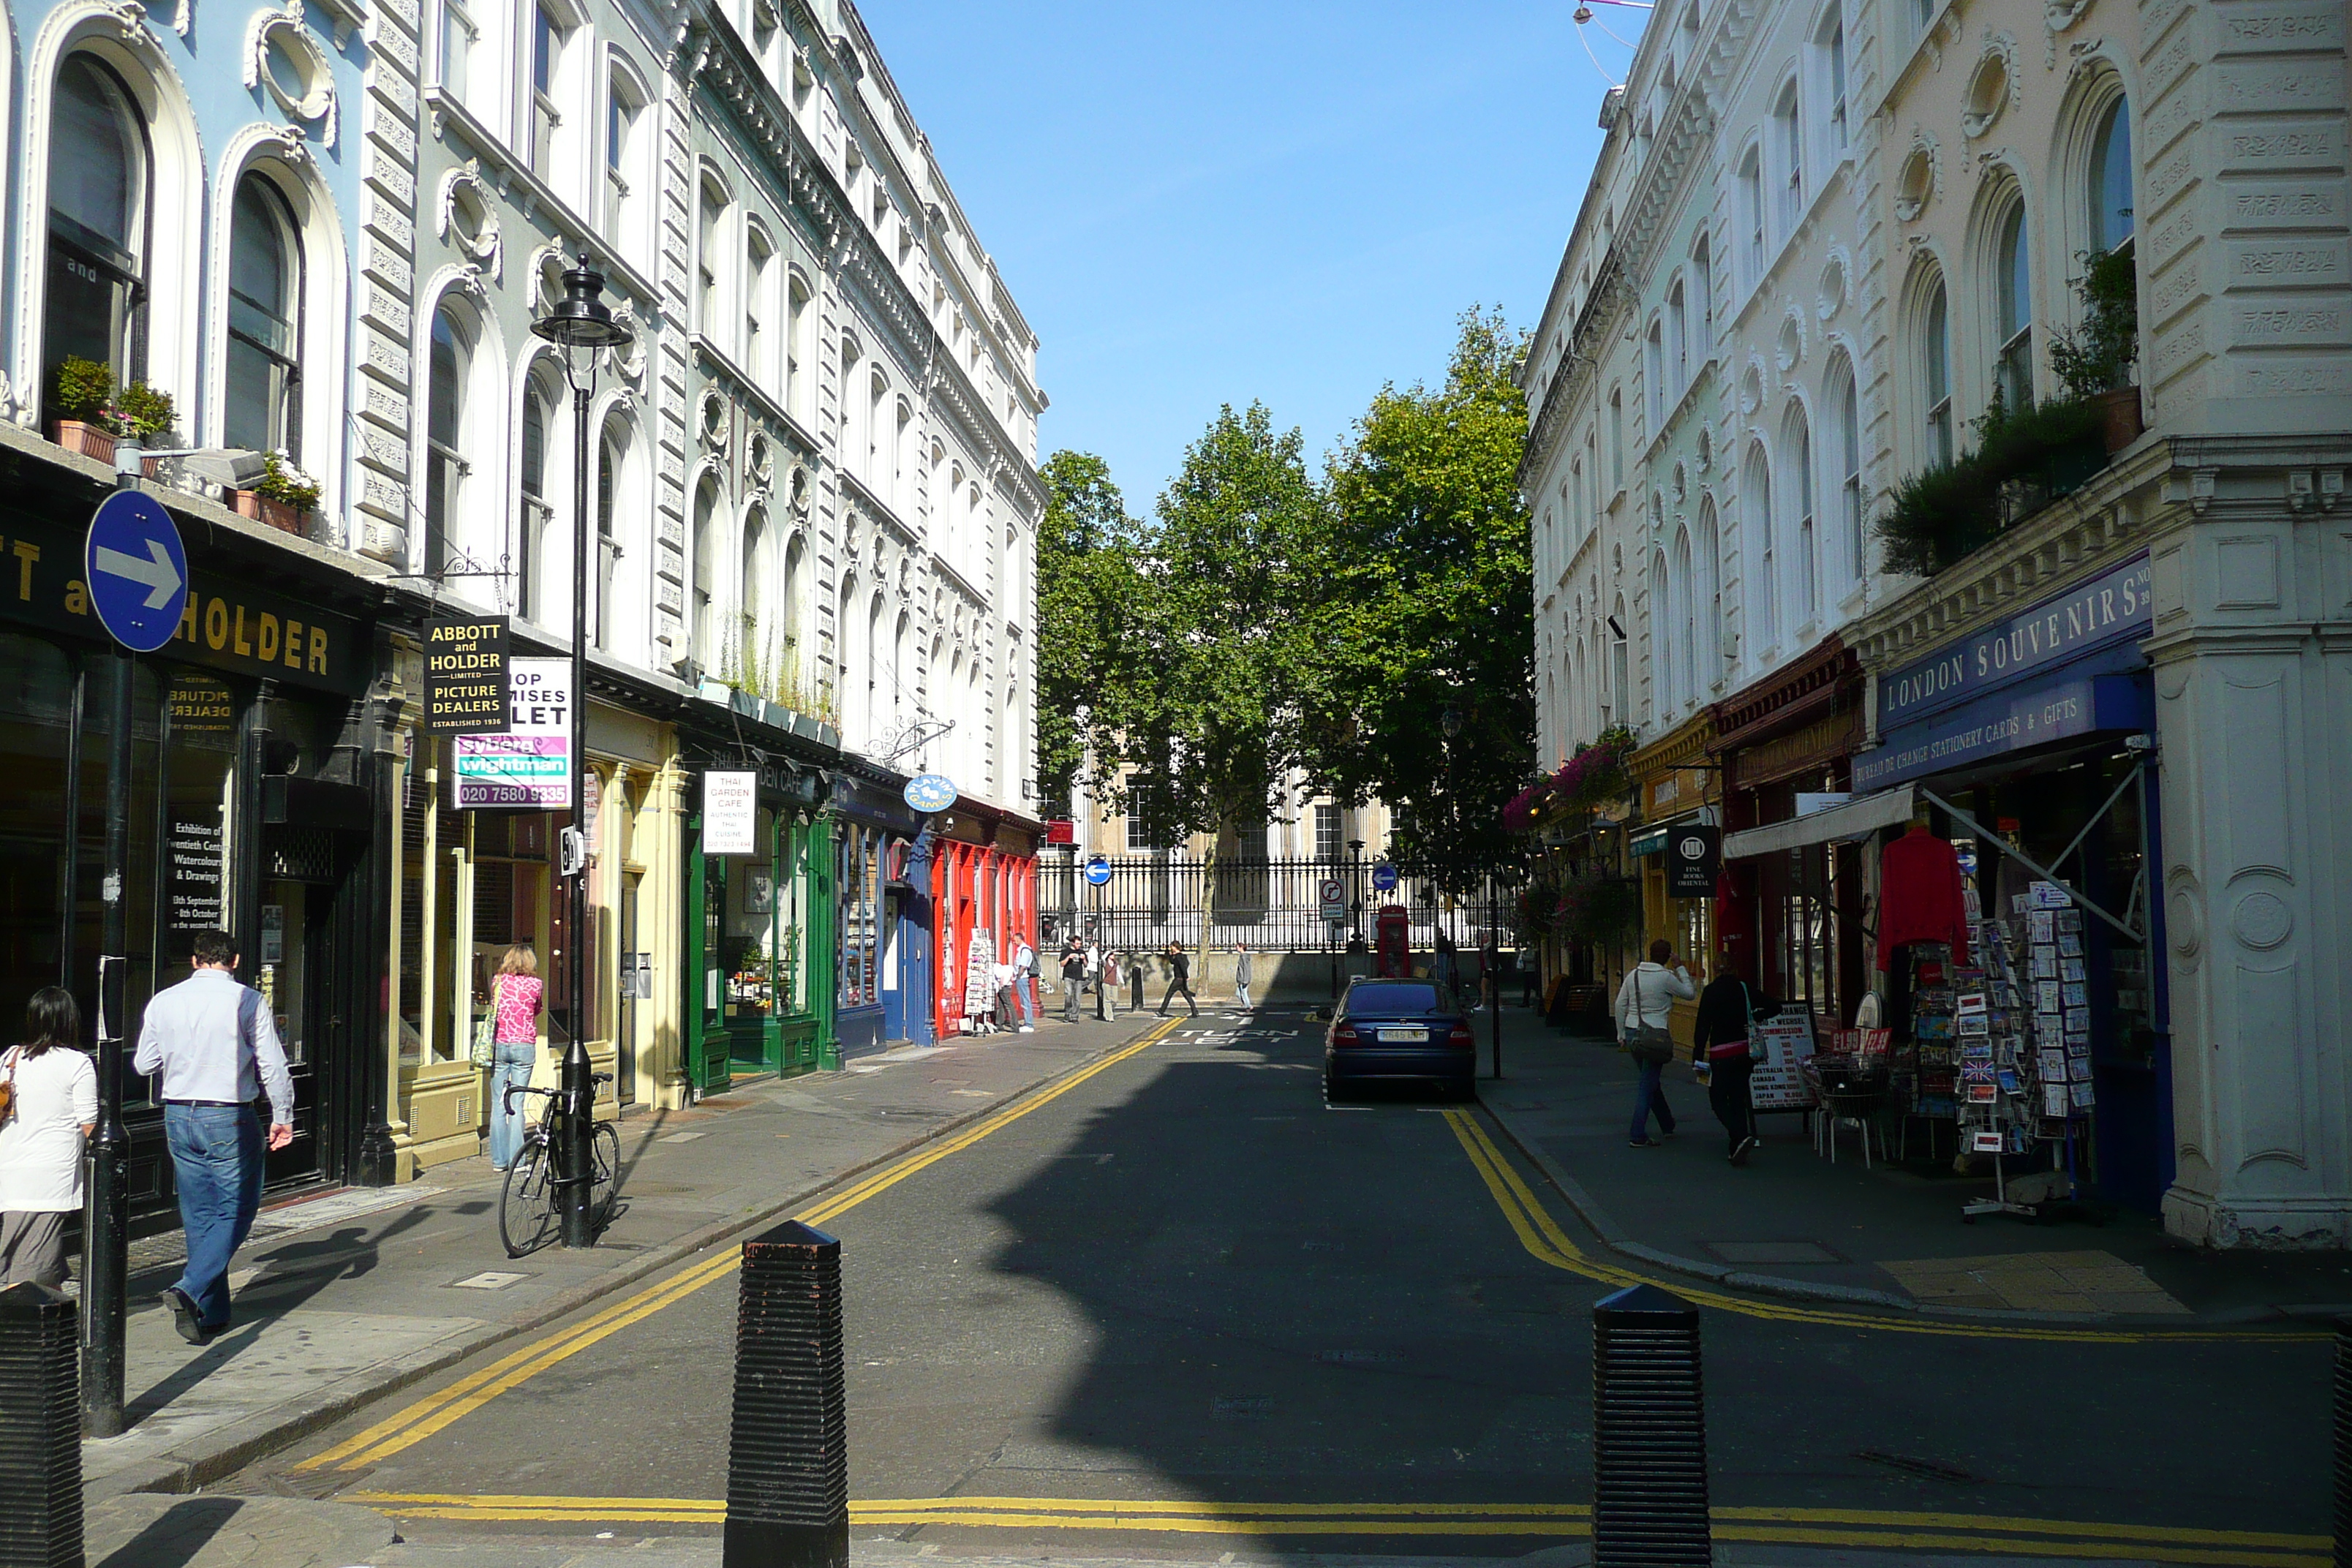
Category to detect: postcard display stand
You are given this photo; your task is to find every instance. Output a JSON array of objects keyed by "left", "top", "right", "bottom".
[{"left": 1950, "top": 881, "right": 2094, "bottom": 1220}]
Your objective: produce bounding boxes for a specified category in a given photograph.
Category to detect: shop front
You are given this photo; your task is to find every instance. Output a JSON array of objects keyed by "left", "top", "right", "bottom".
[
  {"left": 1708, "top": 638, "right": 1867, "bottom": 1035},
  {"left": 1627, "top": 711, "right": 1719, "bottom": 1052},
  {"left": 830, "top": 768, "right": 924, "bottom": 1056},
  {"left": 682, "top": 754, "right": 834, "bottom": 1093},
  {"left": 0, "top": 467, "right": 384, "bottom": 1216},
  {"left": 931, "top": 804, "right": 1041, "bottom": 1039},
  {"left": 1851, "top": 551, "right": 2167, "bottom": 1211}
]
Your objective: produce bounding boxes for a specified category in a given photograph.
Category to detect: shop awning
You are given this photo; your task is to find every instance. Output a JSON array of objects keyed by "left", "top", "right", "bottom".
[{"left": 1721, "top": 785, "right": 1916, "bottom": 860}]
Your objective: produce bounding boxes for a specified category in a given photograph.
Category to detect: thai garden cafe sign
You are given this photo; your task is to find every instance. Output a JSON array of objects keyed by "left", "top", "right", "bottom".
[
  {"left": 1874, "top": 552, "right": 2152, "bottom": 731},
  {"left": 454, "top": 658, "right": 573, "bottom": 808},
  {"left": 0, "top": 504, "right": 366, "bottom": 693}
]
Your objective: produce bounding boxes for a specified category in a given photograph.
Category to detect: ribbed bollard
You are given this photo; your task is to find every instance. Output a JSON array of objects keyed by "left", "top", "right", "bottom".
[
  {"left": 1592, "top": 1283, "right": 1711, "bottom": 1567},
  {"left": 0, "top": 1282, "right": 83, "bottom": 1568},
  {"left": 723, "top": 1221, "right": 848, "bottom": 1568},
  {"left": 2334, "top": 1316, "right": 2351, "bottom": 1567}
]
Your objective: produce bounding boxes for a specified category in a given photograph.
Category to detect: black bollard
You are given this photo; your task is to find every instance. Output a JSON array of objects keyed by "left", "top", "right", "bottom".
[
  {"left": 0, "top": 1282, "right": 83, "bottom": 1568},
  {"left": 724, "top": 1221, "right": 848, "bottom": 1568},
  {"left": 2336, "top": 1316, "right": 2352, "bottom": 1568},
  {"left": 1591, "top": 1282, "right": 1710, "bottom": 1567}
]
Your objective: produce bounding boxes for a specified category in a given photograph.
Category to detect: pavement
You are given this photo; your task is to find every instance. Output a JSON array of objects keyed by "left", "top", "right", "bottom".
[
  {"left": 1476, "top": 1003, "right": 2352, "bottom": 1324},
  {"left": 68, "top": 1010, "right": 1164, "bottom": 1504}
]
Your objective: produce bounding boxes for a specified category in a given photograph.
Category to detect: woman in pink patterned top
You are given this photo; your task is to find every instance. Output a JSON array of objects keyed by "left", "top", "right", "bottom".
[{"left": 486, "top": 946, "right": 543, "bottom": 1170}]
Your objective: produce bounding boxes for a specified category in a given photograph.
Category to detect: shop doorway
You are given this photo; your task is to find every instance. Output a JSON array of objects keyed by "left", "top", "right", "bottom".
[
  {"left": 617, "top": 872, "right": 639, "bottom": 1104},
  {"left": 255, "top": 877, "right": 328, "bottom": 1187}
]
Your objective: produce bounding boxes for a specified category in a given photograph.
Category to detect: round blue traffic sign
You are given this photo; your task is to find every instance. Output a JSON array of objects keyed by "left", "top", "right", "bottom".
[
  {"left": 1084, "top": 856, "right": 1112, "bottom": 886},
  {"left": 1371, "top": 862, "right": 1399, "bottom": 892},
  {"left": 902, "top": 772, "right": 958, "bottom": 813},
  {"left": 85, "top": 490, "right": 188, "bottom": 652}
]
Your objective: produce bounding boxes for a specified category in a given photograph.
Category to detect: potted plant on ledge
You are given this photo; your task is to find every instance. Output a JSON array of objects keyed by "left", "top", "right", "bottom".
[
  {"left": 229, "top": 451, "right": 322, "bottom": 536},
  {"left": 2050, "top": 246, "right": 2142, "bottom": 453},
  {"left": 50, "top": 357, "right": 178, "bottom": 467}
]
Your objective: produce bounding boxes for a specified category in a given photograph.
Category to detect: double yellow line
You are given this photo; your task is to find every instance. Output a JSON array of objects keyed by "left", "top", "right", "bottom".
[
  {"left": 301, "top": 1020, "right": 1175, "bottom": 1474},
  {"left": 1442, "top": 1108, "right": 2323, "bottom": 1344},
  {"left": 346, "top": 1491, "right": 2328, "bottom": 1564}
]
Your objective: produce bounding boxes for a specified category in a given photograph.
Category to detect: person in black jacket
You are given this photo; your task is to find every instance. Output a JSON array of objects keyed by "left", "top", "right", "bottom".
[
  {"left": 1156, "top": 941, "right": 1199, "bottom": 1017},
  {"left": 1691, "top": 956, "right": 1776, "bottom": 1165}
]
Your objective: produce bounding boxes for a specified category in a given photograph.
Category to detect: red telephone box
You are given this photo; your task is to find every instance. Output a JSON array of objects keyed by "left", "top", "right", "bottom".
[{"left": 1374, "top": 904, "right": 1412, "bottom": 977}]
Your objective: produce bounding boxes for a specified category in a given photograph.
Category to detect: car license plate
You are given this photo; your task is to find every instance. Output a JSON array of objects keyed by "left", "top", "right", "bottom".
[{"left": 1377, "top": 1027, "right": 1428, "bottom": 1043}]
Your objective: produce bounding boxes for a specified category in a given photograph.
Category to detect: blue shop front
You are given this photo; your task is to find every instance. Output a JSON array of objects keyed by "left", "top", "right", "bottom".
[
  {"left": 830, "top": 766, "right": 931, "bottom": 1055},
  {"left": 1853, "top": 551, "right": 2172, "bottom": 1212}
]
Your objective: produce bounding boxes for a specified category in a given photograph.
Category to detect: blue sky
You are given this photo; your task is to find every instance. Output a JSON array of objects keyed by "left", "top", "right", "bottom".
[{"left": 860, "top": 1, "right": 1640, "bottom": 514}]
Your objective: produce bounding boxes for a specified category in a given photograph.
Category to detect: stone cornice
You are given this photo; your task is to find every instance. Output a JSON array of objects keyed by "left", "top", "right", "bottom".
[
  {"left": 1520, "top": 250, "right": 1627, "bottom": 490},
  {"left": 1708, "top": 633, "right": 1858, "bottom": 756},
  {"left": 1630, "top": 706, "right": 1717, "bottom": 776}
]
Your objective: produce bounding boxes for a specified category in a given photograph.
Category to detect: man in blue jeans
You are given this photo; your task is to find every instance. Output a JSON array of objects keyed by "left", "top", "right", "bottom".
[{"left": 134, "top": 929, "right": 295, "bottom": 1344}]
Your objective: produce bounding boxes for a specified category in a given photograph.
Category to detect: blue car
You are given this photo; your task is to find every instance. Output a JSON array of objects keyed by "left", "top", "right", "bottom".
[{"left": 1324, "top": 978, "right": 1477, "bottom": 1101}]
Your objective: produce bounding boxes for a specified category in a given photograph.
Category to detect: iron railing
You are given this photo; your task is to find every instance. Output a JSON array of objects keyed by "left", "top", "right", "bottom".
[{"left": 1039, "top": 853, "right": 1527, "bottom": 955}]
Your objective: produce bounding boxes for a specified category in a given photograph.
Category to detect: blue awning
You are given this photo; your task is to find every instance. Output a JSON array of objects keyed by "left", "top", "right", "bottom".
[{"left": 1853, "top": 669, "right": 2151, "bottom": 792}]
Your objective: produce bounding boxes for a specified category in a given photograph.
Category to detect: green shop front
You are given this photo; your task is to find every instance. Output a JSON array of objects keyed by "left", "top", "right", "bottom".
[{"left": 682, "top": 754, "right": 836, "bottom": 1093}]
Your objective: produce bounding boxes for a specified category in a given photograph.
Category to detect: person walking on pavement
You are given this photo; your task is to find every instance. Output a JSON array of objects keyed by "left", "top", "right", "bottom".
[
  {"left": 135, "top": 929, "right": 295, "bottom": 1344},
  {"left": 486, "top": 946, "right": 545, "bottom": 1173},
  {"left": 1129, "top": 949, "right": 1147, "bottom": 1012},
  {"left": 1098, "top": 949, "right": 1121, "bottom": 1020},
  {"left": 1230, "top": 942, "right": 1255, "bottom": 1015},
  {"left": 1692, "top": 952, "right": 1771, "bottom": 1165},
  {"left": 0, "top": 988, "right": 97, "bottom": 1289},
  {"left": 1156, "top": 941, "right": 1199, "bottom": 1018},
  {"left": 1061, "top": 939, "right": 1088, "bottom": 1022},
  {"left": 1012, "top": 935, "right": 1039, "bottom": 1032},
  {"left": 1616, "top": 938, "right": 1695, "bottom": 1148}
]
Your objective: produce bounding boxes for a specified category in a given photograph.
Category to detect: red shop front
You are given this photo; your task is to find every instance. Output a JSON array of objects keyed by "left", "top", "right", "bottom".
[
  {"left": 931, "top": 809, "right": 1041, "bottom": 1038},
  {"left": 1708, "top": 636, "right": 1868, "bottom": 1032}
]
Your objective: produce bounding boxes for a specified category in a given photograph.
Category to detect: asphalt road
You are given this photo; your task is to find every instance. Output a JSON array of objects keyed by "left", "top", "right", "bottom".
[{"left": 235, "top": 1012, "right": 2331, "bottom": 1563}]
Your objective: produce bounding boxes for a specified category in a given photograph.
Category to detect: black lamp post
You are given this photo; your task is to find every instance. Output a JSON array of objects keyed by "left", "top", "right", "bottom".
[{"left": 531, "top": 257, "right": 633, "bottom": 1249}]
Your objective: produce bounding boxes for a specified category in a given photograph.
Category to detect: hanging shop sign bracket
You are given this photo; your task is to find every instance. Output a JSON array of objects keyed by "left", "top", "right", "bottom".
[{"left": 1920, "top": 768, "right": 2148, "bottom": 943}]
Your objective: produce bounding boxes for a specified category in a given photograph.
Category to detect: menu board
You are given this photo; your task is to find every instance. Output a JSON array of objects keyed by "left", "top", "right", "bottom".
[{"left": 1749, "top": 1014, "right": 1818, "bottom": 1111}]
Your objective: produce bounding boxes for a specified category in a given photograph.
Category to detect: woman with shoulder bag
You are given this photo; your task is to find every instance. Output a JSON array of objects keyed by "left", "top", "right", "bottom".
[
  {"left": 0, "top": 989, "right": 99, "bottom": 1287},
  {"left": 483, "top": 945, "right": 545, "bottom": 1172},
  {"left": 1616, "top": 940, "right": 1696, "bottom": 1147},
  {"left": 1692, "top": 951, "right": 1768, "bottom": 1165}
]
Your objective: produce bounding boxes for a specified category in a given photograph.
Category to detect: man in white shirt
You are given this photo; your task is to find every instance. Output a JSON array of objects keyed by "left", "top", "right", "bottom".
[
  {"left": 134, "top": 929, "right": 295, "bottom": 1343},
  {"left": 1011, "top": 937, "right": 1038, "bottom": 1032},
  {"left": 1615, "top": 939, "right": 1697, "bottom": 1147}
]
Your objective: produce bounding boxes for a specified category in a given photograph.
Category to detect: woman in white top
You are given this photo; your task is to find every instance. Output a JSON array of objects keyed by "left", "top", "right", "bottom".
[
  {"left": 1615, "top": 940, "right": 1697, "bottom": 1147},
  {"left": 0, "top": 988, "right": 99, "bottom": 1288}
]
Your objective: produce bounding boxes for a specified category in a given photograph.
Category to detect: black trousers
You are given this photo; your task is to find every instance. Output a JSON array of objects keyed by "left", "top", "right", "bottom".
[
  {"left": 1158, "top": 979, "right": 1197, "bottom": 1016},
  {"left": 1707, "top": 1053, "right": 1756, "bottom": 1150}
]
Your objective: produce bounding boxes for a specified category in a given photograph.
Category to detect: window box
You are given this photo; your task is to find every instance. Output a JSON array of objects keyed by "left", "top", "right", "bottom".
[
  {"left": 52, "top": 419, "right": 116, "bottom": 466},
  {"left": 226, "top": 486, "right": 310, "bottom": 537},
  {"left": 2090, "top": 386, "right": 2143, "bottom": 454}
]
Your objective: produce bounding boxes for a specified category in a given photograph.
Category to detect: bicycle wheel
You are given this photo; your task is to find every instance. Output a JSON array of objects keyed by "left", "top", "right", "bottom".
[
  {"left": 589, "top": 1121, "right": 621, "bottom": 1230},
  {"left": 498, "top": 1136, "right": 559, "bottom": 1257}
]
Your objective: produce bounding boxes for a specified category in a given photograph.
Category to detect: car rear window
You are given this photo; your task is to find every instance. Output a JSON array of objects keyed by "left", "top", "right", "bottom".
[{"left": 1348, "top": 982, "right": 1441, "bottom": 1014}]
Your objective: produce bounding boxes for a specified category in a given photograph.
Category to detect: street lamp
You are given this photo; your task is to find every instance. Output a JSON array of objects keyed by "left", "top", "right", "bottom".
[{"left": 531, "top": 256, "right": 633, "bottom": 1250}]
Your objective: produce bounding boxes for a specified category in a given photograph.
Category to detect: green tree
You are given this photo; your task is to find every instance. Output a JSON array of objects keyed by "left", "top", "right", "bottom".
[
  {"left": 1035, "top": 451, "right": 1150, "bottom": 805},
  {"left": 1307, "top": 306, "right": 1535, "bottom": 881}
]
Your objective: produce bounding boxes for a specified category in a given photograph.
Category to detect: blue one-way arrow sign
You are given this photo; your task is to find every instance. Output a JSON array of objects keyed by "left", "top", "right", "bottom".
[{"left": 85, "top": 490, "right": 188, "bottom": 652}]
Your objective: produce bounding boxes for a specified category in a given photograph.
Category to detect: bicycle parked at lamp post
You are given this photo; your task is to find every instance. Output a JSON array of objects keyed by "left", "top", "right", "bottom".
[{"left": 499, "top": 1075, "right": 621, "bottom": 1257}]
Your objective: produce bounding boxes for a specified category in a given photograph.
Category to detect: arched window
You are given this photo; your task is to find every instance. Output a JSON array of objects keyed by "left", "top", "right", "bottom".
[
  {"left": 1609, "top": 598, "right": 1630, "bottom": 729},
  {"left": 1831, "top": 360, "right": 1863, "bottom": 584},
  {"left": 1607, "top": 388, "right": 1625, "bottom": 489},
  {"left": 1671, "top": 527, "right": 1696, "bottom": 709},
  {"left": 46, "top": 56, "right": 148, "bottom": 402},
  {"left": 1697, "top": 498, "right": 1721, "bottom": 690},
  {"left": 866, "top": 366, "right": 888, "bottom": 486},
  {"left": 595, "top": 422, "right": 624, "bottom": 650},
  {"left": 437, "top": 0, "right": 479, "bottom": 108},
  {"left": 1786, "top": 405, "right": 1817, "bottom": 623},
  {"left": 690, "top": 475, "right": 718, "bottom": 663},
  {"left": 866, "top": 592, "right": 886, "bottom": 744},
  {"left": 785, "top": 272, "right": 812, "bottom": 420},
  {"left": 1923, "top": 273, "right": 1953, "bottom": 463},
  {"left": 1667, "top": 279, "right": 1688, "bottom": 398},
  {"left": 893, "top": 399, "right": 913, "bottom": 515},
  {"left": 424, "top": 300, "right": 477, "bottom": 579},
  {"left": 1737, "top": 145, "right": 1765, "bottom": 286},
  {"left": 745, "top": 225, "right": 777, "bottom": 389},
  {"left": 1817, "top": 6, "right": 1848, "bottom": 154},
  {"left": 529, "top": 2, "right": 568, "bottom": 179},
  {"left": 517, "top": 369, "right": 557, "bottom": 619},
  {"left": 2090, "top": 97, "right": 2133, "bottom": 255},
  {"left": 840, "top": 572, "right": 866, "bottom": 742},
  {"left": 781, "top": 532, "right": 807, "bottom": 680},
  {"left": 1774, "top": 80, "right": 1803, "bottom": 233},
  {"left": 605, "top": 65, "right": 646, "bottom": 249},
  {"left": 1645, "top": 320, "right": 1665, "bottom": 427},
  {"left": 697, "top": 176, "right": 729, "bottom": 341},
  {"left": 1743, "top": 445, "right": 1776, "bottom": 652},
  {"left": 1995, "top": 200, "right": 2033, "bottom": 409},
  {"left": 1654, "top": 546, "right": 1676, "bottom": 717},
  {"left": 739, "top": 504, "right": 768, "bottom": 665},
  {"left": 225, "top": 173, "right": 302, "bottom": 456},
  {"left": 840, "top": 335, "right": 866, "bottom": 471},
  {"left": 1689, "top": 235, "right": 1713, "bottom": 360}
]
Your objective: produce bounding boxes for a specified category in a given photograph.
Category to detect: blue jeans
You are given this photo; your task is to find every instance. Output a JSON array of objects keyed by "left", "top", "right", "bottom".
[
  {"left": 163, "top": 1104, "right": 265, "bottom": 1331},
  {"left": 1015, "top": 977, "right": 1036, "bottom": 1027},
  {"left": 1629, "top": 1058, "right": 1677, "bottom": 1142},
  {"left": 489, "top": 1044, "right": 537, "bottom": 1169}
]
